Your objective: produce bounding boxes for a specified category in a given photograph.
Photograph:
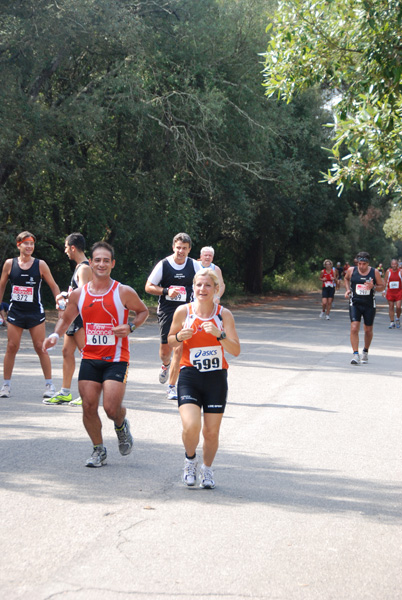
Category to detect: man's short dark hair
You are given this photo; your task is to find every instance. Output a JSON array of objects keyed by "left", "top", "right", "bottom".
[
  {"left": 90, "top": 241, "right": 114, "bottom": 260},
  {"left": 66, "top": 232, "right": 86, "bottom": 252},
  {"left": 356, "top": 251, "right": 370, "bottom": 261},
  {"left": 173, "top": 232, "right": 192, "bottom": 247}
]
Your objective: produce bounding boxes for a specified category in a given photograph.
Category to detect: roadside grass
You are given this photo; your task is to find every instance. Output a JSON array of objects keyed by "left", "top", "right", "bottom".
[
  {"left": 264, "top": 269, "right": 321, "bottom": 295},
  {"left": 142, "top": 267, "right": 322, "bottom": 310},
  {"left": 220, "top": 268, "right": 321, "bottom": 307}
]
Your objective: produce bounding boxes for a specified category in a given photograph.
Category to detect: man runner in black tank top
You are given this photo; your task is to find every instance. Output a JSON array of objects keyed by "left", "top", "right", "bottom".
[
  {"left": 44, "top": 233, "right": 92, "bottom": 405},
  {"left": 145, "top": 233, "right": 202, "bottom": 400},
  {"left": 344, "top": 251, "right": 384, "bottom": 365},
  {"left": 0, "top": 231, "right": 60, "bottom": 399}
]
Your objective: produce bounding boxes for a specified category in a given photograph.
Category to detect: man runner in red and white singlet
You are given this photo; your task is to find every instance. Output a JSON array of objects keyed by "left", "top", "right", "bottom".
[
  {"left": 383, "top": 259, "right": 402, "bottom": 329},
  {"left": 319, "top": 259, "right": 337, "bottom": 320},
  {"left": 43, "top": 241, "right": 148, "bottom": 467}
]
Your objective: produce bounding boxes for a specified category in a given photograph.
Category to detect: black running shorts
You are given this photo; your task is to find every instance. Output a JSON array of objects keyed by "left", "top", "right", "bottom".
[
  {"left": 78, "top": 359, "right": 129, "bottom": 384},
  {"left": 157, "top": 309, "right": 176, "bottom": 344},
  {"left": 178, "top": 367, "right": 228, "bottom": 413},
  {"left": 349, "top": 302, "right": 376, "bottom": 326},
  {"left": 7, "top": 309, "right": 45, "bottom": 329},
  {"left": 66, "top": 314, "right": 84, "bottom": 336},
  {"left": 322, "top": 287, "right": 335, "bottom": 299}
]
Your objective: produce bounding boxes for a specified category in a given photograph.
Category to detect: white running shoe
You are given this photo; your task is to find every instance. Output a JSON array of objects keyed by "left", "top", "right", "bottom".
[
  {"left": 361, "top": 351, "right": 368, "bottom": 364},
  {"left": 396, "top": 319, "right": 401, "bottom": 329},
  {"left": 43, "top": 383, "right": 56, "bottom": 398},
  {"left": 351, "top": 353, "right": 360, "bottom": 365},
  {"left": 85, "top": 446, "right": 107, "bottom": 468},
  {"left": 319, "top": 311, "right": 325, "bottom": 318},
  {"left": 0, "top": 384, "right": 10, "bottom": 398},
  {"left": 199, "top": 465, "right": 215, "bottom": 489},
  {"left": 183, "top": 457, "right": 197, "bottom": 486},
  {"left": 325, "top": 315, "right": 330, "bottom": 320},
  {"left": 167, "top": 384, "right": 178, "bottom": 400},
  {"left": 115, "top": 418, "right": 133, "bottom": 456},
  {"left": 159, "top": 362, "right": 170, "bottom": 384},
  {"left": 389, "top": 322, "right": 395, "bottom": 329}
]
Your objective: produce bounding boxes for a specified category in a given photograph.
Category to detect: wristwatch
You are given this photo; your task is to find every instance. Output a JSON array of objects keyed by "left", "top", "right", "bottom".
[
  {"left": 129, "top": 322, "right": 136, "bottom": 333},
  {"left": 217, "top": 331, "right": 226, "bottom": 341}
]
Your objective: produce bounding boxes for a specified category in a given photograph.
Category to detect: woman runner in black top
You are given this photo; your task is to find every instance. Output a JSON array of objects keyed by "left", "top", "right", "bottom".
[{"left": 0, "top": 231, "right": 60, "bottom": 399}]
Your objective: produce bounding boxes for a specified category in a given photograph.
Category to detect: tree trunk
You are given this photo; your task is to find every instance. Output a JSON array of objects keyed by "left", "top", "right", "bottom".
[{"left": 244, "top": 236, "right": 263, "bottom": 294}]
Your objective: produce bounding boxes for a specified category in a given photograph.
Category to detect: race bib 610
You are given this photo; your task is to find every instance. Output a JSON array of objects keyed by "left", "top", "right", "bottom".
[{"left": 86, "top": 323, "right": 115, "bottom": 345}]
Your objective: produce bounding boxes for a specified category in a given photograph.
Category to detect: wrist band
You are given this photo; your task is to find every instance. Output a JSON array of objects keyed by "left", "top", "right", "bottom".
[
  {"left": 163, "top": 287, "right": 169, "bottom": 296},
  {"left": 49, "top": 333, "right": 59, "bottom": 341},
  {"left": 176, "top": 332, "right": 182, "bottom": 343}
]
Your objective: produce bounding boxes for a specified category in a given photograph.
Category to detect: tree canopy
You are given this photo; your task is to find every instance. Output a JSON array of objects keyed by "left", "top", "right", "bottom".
[
  {"left": 263, "top": 0, "right": 402, "bottom": 197},
  {"left": 0, "top": 0, "right": 392, "bottom": 298}
]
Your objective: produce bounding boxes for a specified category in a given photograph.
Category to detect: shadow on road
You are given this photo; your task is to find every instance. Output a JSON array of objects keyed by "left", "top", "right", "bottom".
[{"left": 0, "top": 420, "right": 400, "bottom": 524}]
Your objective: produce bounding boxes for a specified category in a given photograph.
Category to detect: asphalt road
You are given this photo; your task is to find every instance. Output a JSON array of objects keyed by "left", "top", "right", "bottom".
[{"left": 0, "top": 291, "right": 401, "bottom": 600}]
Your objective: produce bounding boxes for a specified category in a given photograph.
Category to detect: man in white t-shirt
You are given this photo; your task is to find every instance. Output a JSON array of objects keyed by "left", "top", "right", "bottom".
[{"left": 145, "top": 233, "right": 201, "bottom": 400}]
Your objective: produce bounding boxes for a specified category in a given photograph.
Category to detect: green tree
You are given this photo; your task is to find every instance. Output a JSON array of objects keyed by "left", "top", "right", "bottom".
[
  {"left": 0, "top": 0, "right": 374, "bottom": 296},
  {"left": 263, "top": 0, "right": 402, "bottom": 197},
  {"left": 384, "top": 206, "right": 402, "bottom": 241}
]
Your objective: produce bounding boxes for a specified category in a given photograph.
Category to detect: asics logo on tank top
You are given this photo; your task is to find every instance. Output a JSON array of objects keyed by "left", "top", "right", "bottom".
[
  {"left": 194, "top": 349, "right": 219, "bottom": 358},
  {"left": 87, "top": 299, "right": 103, "bottom": 307}
]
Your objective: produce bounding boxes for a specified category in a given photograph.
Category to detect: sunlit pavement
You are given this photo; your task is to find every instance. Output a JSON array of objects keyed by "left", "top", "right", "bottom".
[{"left": 0, "top": 291, "right": 401, "bottom": 600}]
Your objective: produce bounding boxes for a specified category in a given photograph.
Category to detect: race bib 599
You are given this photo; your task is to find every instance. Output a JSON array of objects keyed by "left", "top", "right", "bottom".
[{"left": 189, "top": 346, "right": 223, "bottom": 372}]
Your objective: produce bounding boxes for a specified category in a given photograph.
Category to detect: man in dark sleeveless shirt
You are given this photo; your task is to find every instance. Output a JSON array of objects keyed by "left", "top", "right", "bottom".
[
  {"left": 344, "top": 251, "right": 384, "bottom": 365},
  {"left": 145, "top": 233, "right": 201, "bottom": 400},
  {"left": 0, "top": 231, "right": 60, "bottom": 398},
  {"left": 44, "top": 233, "right": 92, "bottom": 405}
]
